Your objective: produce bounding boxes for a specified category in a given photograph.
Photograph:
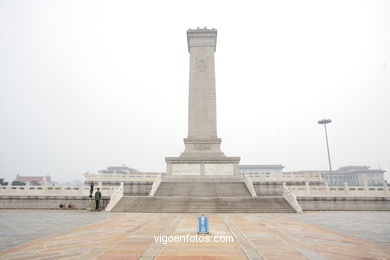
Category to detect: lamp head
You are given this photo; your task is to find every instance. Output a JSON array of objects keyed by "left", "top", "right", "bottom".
[{"left": 318, "top": 119, "right": 332, "bottom": 124}]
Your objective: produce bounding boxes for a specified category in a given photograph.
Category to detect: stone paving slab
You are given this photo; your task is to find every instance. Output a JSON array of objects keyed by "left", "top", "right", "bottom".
[
  {"left": 288, "top": 211, "right": 390, "bottom": 248},
  {"left": 0, "top": 210, "right": 122, "bottom": 250},
  {"left": 0, "top": 211, "right": 389, "bottom": 259}
]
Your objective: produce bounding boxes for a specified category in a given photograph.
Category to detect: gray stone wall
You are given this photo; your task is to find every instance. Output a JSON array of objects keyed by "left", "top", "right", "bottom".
[
  {"left": 0, "top": 196, "right": 110, "bottom": 210},
  {"left": 252, "top": 182, "right": 285, "bottom": 196},
  {"left": 123, "top": 182, "right": 153, "bottom": 196},
  {"left": 297, "top": 196, "right": 390, "bottom": 211}
]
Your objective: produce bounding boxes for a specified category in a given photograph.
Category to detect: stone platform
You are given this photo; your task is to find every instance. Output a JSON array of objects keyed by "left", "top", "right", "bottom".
[
  {"left": 1, "top": 210, "right": 390, "bottom": 259},
  {"left": 155, "top": 177, "right": 251, "bottom": 197},
  {"left": 114, "top": 177, "right": 296, "bottom": 213},
  {"left": 111, "top": 197, "right": 295, "bottom": 213}
]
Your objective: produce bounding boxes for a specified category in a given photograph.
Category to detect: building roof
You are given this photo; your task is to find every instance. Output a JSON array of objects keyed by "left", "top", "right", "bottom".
[
  {"left": 337, "top": 166, "right": 370, "bottom": 171},
  {"left": 284, "top": 170, "right": 326, "bottom": 174},
  {"left": 323, "top": 166, "right": 386, "bottom": 175},
  {"left": 15, "top": 175, "right": 52, "bottom": 182},
  {"left": 98, "top": 165, "right": 139, "bottom": 174}
]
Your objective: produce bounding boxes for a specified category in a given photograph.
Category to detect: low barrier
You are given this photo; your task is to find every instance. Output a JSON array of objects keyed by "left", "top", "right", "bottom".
[
  {"left": 105, "top": 183, "right": 123, "bottom": 212},
  {"left": 0, "top": 195, "right": 110, "bottom": 210},
  {"left": 85, "top": 172, "right": 162, "bottom": 182},
  {"left": 288, "top": 182, "right": 390, "bottom": 197},
  {"left": 283, "top": 185, "right": 302, "bottom": 213},
  {"left": 0, "top": 184, "right": 116, "bottom": 196},
  {"left": 297, "top": 196, "right": 390, "bottom": 211}
]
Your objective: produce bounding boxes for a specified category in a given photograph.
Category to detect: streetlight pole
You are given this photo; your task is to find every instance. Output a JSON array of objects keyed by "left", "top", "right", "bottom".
[{"left": 318, "top": 119, "right": 333, "bottom": 185}]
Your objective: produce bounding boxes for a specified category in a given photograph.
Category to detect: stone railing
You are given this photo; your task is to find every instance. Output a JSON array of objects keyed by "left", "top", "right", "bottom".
[
  {"left": 283, "top": 184, "right": 302, "bottom": 213},
  {"left": 0, "top": 172, "right": 162, "bottom": 197},
  {"left": 3, "top": 179, "right": 389, "bottom": 198},
  {"left": 245, "top": 172, "right": 324, "bottom": 182},
  {"left": 288, "top": 182, "right": 390, "bottom": 197},
  {"left": 149, "top": 174, "right": 162, "bottom": 196},
  {"left": 84, "top": 172, "right": 162, "bottom": 182},
  {"left": 243, "top": 176, "right": 257, "bottom": 197},
  {"left": 105, "top": 182, "right": 124, "bottom": 212},
  {"left": 0, "top": 183, "right": 117, "bottom": 197}
]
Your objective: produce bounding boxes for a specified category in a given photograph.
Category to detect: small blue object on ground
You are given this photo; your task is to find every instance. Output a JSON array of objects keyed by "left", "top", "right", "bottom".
[{"left": 198, "top": 215, "right": 209, "bottom": 234}]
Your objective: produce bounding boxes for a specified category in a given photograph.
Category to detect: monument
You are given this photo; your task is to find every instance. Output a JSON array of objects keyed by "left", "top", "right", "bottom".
[
  {"left": 105, "top": 28, "right": 297, "bottom": 213},
  {"left": 165, "top": 27, "right": 240, "bottom": 176}
]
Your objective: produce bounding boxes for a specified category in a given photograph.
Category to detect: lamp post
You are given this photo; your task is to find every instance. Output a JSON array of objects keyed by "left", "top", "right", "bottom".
[{"left": 318, "top": 119, "right": 333, "bottom": 185}]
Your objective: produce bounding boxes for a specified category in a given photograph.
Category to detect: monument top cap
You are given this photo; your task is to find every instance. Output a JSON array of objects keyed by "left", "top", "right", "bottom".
[
  {"left": 188, "top": 26, "right": 216, "bottom": 30},
  {"left": 187, "top": 27, "right": 217, "bottom": 52}
]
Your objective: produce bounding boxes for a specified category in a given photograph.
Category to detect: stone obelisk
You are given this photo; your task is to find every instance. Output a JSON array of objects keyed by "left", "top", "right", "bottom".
[{"left": 165, "top": 28, "right": 240, "bottom": 176}]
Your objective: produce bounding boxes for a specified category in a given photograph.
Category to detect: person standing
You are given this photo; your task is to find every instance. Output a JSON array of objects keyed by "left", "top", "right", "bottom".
[
  {"left": 95, "top": 188, "right": 102, "bottom": 211},
  {"left": 89, "top": 181, "right": 94, "bottom": 198}
]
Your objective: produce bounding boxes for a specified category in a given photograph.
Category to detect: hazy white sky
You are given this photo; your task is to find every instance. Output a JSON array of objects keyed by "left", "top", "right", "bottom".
[{"left": 0, "top": 0, "right": 389, "bottom": 182}]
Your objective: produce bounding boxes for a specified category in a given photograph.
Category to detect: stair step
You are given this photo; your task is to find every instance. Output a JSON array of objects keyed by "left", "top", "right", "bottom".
[
  {"left": 155, "top": 182, "right": 251, "bottom": 197},
  {"left": 109, "top": 177, "right": 297, "bottom": 213},
  {"left": 111, "top": 196, "right": 296, "bottom": 213}
]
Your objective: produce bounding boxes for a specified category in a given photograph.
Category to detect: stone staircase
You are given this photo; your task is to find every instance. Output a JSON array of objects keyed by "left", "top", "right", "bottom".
[
  {"left": 111, "top": 196, "right": 296, "bottom": 213},
  {"left": 154, "top": 179, "right": 251, "bottom": 197},
  {"left": 110, "top": 177, "right": 297, "bottom": 213}
]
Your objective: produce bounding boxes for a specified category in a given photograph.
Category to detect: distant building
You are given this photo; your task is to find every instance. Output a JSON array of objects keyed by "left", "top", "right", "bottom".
[
  {"left": 61, "top": 179, "right": 82, "bottom": 186},
  {"left": 15, "top": 174, "right": 52, "bottom": 184},
  {"left": 98, "top": 165, "right": 139, "bottom": 174},
  {"left": 0, "top": 178, "right": 8, "bottom": 186},
  {"left": 11, "top": 181, "right": 26, "bottom": 186},
  {"left": 240, "top": 165, "right": 284, "bottom": 176},
  {"left": 85, "top": 165, "right": 161, "bottom": 186},
  {"left": 240, "top": 165, "right": 325, "bottom": 182},
  {"left": 323, "top": 166, "right": 385, "bottom": 186},
  {"left": 283, "top": 170, "right": 326, "bottom": 182}
]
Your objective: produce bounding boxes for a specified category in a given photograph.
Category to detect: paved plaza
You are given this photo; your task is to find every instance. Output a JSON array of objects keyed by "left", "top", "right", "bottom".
[
  {"left": 290, "top": 211, "right": 390, "bottom": 248},
  {"left": 0, "top": 210, "right": 122, "bottom": 251},
  {"left": 1, "top": 210, "right": 390, "bottom": 259}
]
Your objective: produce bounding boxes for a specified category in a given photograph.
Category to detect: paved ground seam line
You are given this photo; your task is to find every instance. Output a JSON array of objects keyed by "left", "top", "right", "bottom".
[{"left": 220, "top": 214, "right": 266, "bottom": 260}]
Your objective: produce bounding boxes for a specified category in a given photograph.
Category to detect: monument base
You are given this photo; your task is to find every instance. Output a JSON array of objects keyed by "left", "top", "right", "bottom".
[
  {"left": 109, "top": 176, "right": 297, "bottom": 213},
  {"left": 165, "top": 156, "right": 240, "bottom": 176}
]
